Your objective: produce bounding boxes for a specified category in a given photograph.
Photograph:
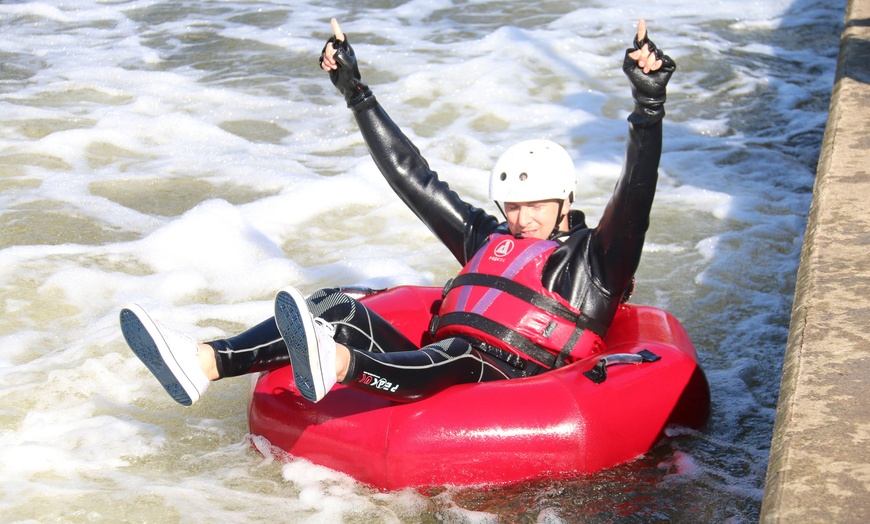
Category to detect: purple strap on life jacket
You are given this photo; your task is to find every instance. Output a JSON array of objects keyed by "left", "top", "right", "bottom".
[{"left": 455, "top": 236, "right": 558, "bottom": 314}]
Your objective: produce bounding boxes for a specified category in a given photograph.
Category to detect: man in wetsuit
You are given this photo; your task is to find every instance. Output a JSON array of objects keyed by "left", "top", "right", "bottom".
[{"left": 119, "top": 19, "right": 674, "bottom": 407}]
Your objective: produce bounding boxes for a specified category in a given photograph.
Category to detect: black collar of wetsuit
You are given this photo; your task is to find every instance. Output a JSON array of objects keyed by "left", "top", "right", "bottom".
[{"left": 550, "top": 209, "right": 588, "bottom": 241}]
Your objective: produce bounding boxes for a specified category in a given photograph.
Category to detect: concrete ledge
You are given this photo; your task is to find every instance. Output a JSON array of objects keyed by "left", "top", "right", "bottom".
[{"left": 760, "top": 0, "right": 870, "bottom": 522}]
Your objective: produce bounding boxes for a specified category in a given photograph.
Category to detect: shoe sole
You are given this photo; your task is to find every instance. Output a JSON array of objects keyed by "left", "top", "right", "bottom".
[
  {"left": 120, "top": 305, "right": 197, "bottom": 406},
  {"left": 274, "top": 288, "right": 323, "bottom": 403}
]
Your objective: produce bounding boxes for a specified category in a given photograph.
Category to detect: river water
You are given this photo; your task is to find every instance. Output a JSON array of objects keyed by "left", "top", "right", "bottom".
[{"left": 0, "top": 0, "right": 845, "bottom": 522}]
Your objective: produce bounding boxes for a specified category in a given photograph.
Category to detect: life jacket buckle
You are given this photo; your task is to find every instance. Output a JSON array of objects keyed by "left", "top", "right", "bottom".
[
  {"left": 441, "top": 278, "right": 454, "bottom": 297},
  {"left": 428, "top": 315, "right": 440, "bottom": 337},
  {"left": 469, "top": 339, "right": 527, "bottom": 370},
  {"left": 542, "top": 321, "right": 557, "bottom": 338}
]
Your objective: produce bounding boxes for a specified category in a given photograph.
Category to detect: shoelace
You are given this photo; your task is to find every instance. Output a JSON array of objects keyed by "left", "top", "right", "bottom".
[{"left": 313, "top": 317, "right": 336, "bottom": 338}]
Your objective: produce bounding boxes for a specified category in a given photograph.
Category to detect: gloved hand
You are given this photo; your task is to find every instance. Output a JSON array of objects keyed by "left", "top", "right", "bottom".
[
  {"left": 319, "top": 20, "right": 373, "bottom": 108},
  {"left": 623, "top": 21, "right": 676, "bottom": 123}
]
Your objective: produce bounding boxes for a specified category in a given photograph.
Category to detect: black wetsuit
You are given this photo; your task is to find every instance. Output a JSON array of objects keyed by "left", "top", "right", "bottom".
[{"left": 208, "top": 36, "right": 673, "bottom": 403}]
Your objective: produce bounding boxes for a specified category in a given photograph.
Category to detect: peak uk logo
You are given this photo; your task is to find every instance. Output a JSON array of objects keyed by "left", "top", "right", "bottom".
[
  {"left": 360, "top": 371, "right": 399, "bottom": 393},
  {"left": 493, "top": 238, "right": 514, "bottom": 257}
]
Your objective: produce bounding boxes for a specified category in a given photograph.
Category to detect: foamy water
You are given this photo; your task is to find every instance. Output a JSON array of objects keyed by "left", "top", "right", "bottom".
[{"left": 0, "top": 0, "right": 844, "bottom": 522}]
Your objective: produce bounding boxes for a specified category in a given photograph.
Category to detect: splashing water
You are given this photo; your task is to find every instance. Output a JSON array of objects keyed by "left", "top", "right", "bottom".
[{"left": 0, "top": 0, "right": 844, "bottom": 522}]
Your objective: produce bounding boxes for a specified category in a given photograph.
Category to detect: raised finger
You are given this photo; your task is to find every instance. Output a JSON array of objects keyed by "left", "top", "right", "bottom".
[
  {"left": 331, "top": 18, "right": 344, "bottom": 42},
  {"left": 636, "top": 19, "right": 647, "bottom": 43}
]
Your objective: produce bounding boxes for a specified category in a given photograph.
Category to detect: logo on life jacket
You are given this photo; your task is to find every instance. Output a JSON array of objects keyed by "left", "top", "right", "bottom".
[{"left": 490, "top": 238, "right": 515, "bottom": 262}]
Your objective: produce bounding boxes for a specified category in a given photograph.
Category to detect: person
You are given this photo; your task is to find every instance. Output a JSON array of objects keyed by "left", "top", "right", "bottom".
[{"left": 120, "top": 18, "right": 675, "bottom": 407}]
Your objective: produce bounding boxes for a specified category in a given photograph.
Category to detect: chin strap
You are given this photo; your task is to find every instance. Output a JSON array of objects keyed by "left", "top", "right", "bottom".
[
  {"left": 495, "top": 201, "right": 507, "bottom": 222},
  {"left": 548, "top": 200, "right": 566, "bottom": 240},
  {"left": 548, "top": 196, "right": 572, "bottom": 240}
]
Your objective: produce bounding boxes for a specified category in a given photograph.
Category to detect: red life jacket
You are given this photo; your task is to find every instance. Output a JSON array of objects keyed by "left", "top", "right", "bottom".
[{"left": 433, "top": 234, "right": 607, "bottom": 369}]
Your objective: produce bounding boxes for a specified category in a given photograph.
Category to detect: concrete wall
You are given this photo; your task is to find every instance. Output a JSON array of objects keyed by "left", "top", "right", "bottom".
[{"left": 760, "top": 0, "right": 870, "bottom": 521}]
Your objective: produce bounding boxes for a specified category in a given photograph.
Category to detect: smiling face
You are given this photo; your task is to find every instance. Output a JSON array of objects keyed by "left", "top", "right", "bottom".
[{"left": 504, "top": 198, "right": 569, "bottom": 240}]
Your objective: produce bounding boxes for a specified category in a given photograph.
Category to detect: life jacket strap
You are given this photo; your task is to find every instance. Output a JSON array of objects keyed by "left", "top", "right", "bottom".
[
  {"left": 432, "top": 311, "right": 560, "bottom": 369},
  {"left": 463, "top": 337, "right": 528, "bottom": 370},
  {"left": 444, "top": 272, "right": 609, "bottom": 338}
]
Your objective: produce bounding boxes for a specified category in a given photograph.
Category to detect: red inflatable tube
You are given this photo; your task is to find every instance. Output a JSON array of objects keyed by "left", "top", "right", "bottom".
[{"left": 248, "top": 286, "right": 710, "bottom": 490}]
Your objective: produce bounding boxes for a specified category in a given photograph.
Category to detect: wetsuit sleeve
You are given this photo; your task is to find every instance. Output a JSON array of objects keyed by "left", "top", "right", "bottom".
[
  {"left": 349, "top": 96, "right": 501, "bottom": 265},
  {"left": 592, "top": 115, "right": 662, "bottom": 293},
  {"left": 591, "top": 40, "right": 675, "bottom": 298}
]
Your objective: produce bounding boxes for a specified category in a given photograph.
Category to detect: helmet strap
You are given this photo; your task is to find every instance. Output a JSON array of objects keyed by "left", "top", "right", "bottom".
[
  {"left": 495, "top": 201, "right": 507, "bottom": 221},
  {"left": 548, "top": 196, "right": 571, "bottom": 240},
  {"left": 549, "top": 202, "right": 565, "bottom": 239}
]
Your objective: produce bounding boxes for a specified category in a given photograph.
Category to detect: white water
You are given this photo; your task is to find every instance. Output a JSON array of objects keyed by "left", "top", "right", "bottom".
[{"left": 0, "top": 0, "right": 844, "bottom": 522}]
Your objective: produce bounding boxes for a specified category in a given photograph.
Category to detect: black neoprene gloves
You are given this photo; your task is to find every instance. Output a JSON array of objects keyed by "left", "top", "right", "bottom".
[
  {"left": 320, "top": 35, "right": 373, "bottom": 107},
  {"left": 320, "top": 28, "right": 673, "bottom": 120},
  {"left": 623, "top": 32, "right": 676, "bottom": 125}
]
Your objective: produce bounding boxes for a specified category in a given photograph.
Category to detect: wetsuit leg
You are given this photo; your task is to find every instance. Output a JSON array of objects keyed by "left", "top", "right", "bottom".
[
  {"left": 340, "top": 337, "right": 528, "bottom": 403},
  {"left": 206, "top": 318, "right": 288, "bottom": 378},
  {"left": 210, "top": 286, "right": 534, "bottom": 400},
  {"left": 306, "top": 288, "right": 419, "bottom": 353},
  {"left": 208, "top": 288, "right": 419, "bottom": 378}
]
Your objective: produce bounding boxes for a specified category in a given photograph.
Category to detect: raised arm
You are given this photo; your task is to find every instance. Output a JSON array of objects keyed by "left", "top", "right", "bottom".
[
  {"left": 588, "top": 20, "right": 675, "bottom": 298},
  {"left": 319, "top": 19, "right": 500, "bottom": 265}
]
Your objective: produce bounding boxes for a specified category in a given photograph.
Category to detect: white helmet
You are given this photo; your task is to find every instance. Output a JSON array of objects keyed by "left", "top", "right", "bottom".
[{"left": 489, "top": 139, "right": 576, "bottom": 204}]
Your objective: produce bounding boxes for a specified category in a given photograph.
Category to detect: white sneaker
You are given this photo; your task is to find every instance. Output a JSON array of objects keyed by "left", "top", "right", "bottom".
[
  {"left": 119, "top": 304, "right": 210, "bottom": 406},
  {"left": 274, "top": 287, "right": 337, "bottom": 403}
]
